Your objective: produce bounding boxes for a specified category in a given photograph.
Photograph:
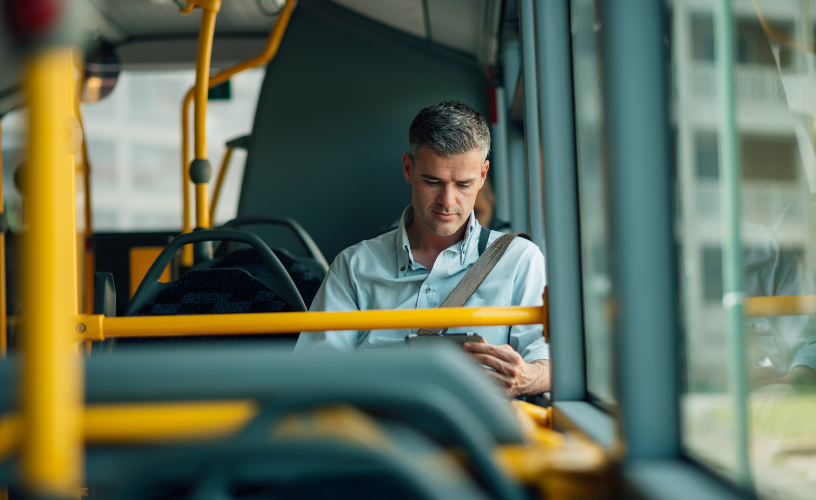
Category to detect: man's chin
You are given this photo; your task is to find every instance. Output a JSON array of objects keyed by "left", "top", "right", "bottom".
[{"left": 427, "top": 222, "right": 460, "bottom": 237}]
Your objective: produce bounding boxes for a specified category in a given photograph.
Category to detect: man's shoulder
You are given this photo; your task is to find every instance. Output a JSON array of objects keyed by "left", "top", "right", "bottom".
[
  {"left": 485, "top": 229, "right": 542, "bottom": 261},
  {"left": 331, "top": 229, "right": 398, "bottom": 272}
]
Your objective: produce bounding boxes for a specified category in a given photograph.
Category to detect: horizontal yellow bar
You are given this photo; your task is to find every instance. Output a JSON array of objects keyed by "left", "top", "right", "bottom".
[
  {"left": 0, "top": 401, "right": 257, "bottom": 459},
  {"left": 85, "top": 400, "right": 256, "bottom": 443},
  {"left": 743, "top": 295, "right": 816, "bottom": 318},
  {"left": 99, "top": 306, "right": 544, "bottom": 339}
]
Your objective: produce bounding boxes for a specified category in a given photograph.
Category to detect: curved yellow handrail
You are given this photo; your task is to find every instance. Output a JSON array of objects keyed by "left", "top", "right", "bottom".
[
  {"left": 209, "top": 145, "right": 233, "bottom": 223},
  {"left": 181, "top": 0, "right": 297, "bottom": 264},
  {"left": 752, "top": 0, "right": 814, "bottom": 53}
]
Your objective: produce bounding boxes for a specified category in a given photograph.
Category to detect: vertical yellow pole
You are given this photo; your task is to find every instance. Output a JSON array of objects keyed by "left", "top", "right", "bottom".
[
  {"left": 73, "top": 59, "right": 95, "bottom": 317},
  {"left": 76, "top": 114, "right": 94, "bottom": 315},
  {"left": 0, "top": 121, "right": 6, "bottom": 357},
  {"left": 22, "top": 47, "right": 83, "bottom": 498},
  {"left": 191, "top": 5, "right": 219, "bottom": 230},
  {"left": 181, "top": 91, "right": 194, "bottom": 266}
]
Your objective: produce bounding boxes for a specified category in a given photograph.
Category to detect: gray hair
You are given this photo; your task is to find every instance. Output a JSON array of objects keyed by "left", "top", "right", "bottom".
[{"left": 408, "top": 101, "right": 491, "bottom": 162}]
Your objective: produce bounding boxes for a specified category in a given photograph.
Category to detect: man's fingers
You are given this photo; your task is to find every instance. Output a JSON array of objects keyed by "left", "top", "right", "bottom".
[
  {"left": 470, "top": 353, "right": 519, "bottom": 378},
  {"left": 484, "top": 368, "right": 513, "bottom": 388},
  {"left": 464, "top": 342, "right": 522, "bottom": 364}
]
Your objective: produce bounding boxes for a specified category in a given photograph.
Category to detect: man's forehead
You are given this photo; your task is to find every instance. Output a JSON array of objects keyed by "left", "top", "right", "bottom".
[{"left": 413, "top": 147, "right": 484, "bottom": 177}]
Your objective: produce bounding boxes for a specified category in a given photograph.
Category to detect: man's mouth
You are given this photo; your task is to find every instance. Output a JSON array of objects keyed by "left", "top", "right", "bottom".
[{"left": 433, "top": 211, "right": 458, "bottom": 221}]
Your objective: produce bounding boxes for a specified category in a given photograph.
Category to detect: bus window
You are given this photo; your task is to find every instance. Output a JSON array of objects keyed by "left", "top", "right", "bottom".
[
  {"left": 571, "top": 0, "right": 615, "bottom": 406},
  {"left": 673, "top": 0, "right": 816, "bottom": 497},
  {"left": 81, "top": 68, "right": 264, "bottom": 231},
  {"left": 0, "top": 107, "right": 25, "bottom": 232}
]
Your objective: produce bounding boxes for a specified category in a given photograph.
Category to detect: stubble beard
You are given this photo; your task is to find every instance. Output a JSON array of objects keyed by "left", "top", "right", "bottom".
[{"left": 417, "top": 205, "right": 465, "bottom": 237}]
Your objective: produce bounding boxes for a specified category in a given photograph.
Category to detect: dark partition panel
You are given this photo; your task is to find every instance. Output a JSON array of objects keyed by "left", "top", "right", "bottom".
[{"left": 239, "top": 0, "right": 488, "bottom": 262}]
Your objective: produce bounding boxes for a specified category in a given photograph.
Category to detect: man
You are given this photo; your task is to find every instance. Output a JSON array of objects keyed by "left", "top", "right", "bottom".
[{"left": 295, "top": 101, "right": 549, "bottom": 397}]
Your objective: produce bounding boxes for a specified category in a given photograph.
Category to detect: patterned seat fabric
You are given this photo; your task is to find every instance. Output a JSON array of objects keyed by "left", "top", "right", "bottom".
[
  {"left": 133, "top": 268, "right": 294, "bottom": 316},
  {"left": 210, "top": 249, "right": 322, "bottom": 308}
]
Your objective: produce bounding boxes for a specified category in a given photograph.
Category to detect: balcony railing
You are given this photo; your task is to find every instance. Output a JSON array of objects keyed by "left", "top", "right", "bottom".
[{"left": 689, "top": 62, "right": 789, "bottom": 107}]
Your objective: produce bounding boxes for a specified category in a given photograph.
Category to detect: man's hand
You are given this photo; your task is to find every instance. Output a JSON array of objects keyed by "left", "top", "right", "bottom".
[{"left": 463, "top": 341, "right": 550, "bottom": 397}]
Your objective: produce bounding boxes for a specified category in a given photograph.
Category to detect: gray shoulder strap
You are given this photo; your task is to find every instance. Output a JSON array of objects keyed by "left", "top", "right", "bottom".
[{"left": 416, "top": 231, "right": 531, "bottom": 336}]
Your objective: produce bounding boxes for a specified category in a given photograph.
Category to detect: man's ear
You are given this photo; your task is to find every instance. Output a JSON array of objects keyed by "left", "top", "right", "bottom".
[
  {"left": 403, "top": 152, "right": 413, "bottom": 183},
  {"left": 480, "top": 160, "right": 490, "bottom": 187}
]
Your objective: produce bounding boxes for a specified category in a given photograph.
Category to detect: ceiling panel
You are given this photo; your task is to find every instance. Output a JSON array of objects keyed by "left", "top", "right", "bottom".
[
  {"left": 87, "top": 0, "right": 494, "bottom": 65},
  {"left": 330, "top": 0, "right": 426, "bottom": 39},
  {"left": 88, "top": 0, "right": 278, "bottom": 40},
  {"left": 426, "top": 0, "right": 485, "bottom": 55}
]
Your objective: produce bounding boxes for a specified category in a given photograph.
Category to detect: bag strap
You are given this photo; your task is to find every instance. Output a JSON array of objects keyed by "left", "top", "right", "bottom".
[
  {"left": 416, "top": 229, "right": 531, "bottom": 336},
  {"left": 478, "top": 224, "right": 491, "bottom": 256}
]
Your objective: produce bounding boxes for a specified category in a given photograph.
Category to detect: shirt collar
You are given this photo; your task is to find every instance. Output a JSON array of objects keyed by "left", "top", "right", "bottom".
[{"left": 395, "top": 205, "right": 479, "bottom": 276}]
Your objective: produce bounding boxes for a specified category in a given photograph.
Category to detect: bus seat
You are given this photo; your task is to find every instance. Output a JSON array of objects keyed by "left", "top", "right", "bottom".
[
  {"left": 209, "top": 248, "right": 322, "bottom": 308},
  {"left": 0, "top": 348, "right": 525, "bottom": 499},
  {"left": 117, "top": 230, "right": 307, "bottom": 348}
]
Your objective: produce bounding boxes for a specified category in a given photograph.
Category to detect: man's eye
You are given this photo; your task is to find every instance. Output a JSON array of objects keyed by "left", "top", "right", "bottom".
[
  {"left": 458, "top": 183, "right": 472, "bottom": 189},
  {"left": 426, "top": 181, "right": 440, "bottom": 186}
]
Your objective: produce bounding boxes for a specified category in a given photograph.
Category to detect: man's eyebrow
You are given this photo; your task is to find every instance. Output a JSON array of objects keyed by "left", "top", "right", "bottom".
[{"left": 419, "top": 174, "right": 478, "bottom": 183}]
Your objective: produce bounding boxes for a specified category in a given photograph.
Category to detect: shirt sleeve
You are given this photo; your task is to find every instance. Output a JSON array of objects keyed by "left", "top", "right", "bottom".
[
  {"left": 293, "top": 260, "right": 360, "bottom": 353},
  {"left": 770, "top": 249, "right": 816, "bottom": 373},
  {"left": 507, "top": 247, "right": 549, "bottom": 363}
]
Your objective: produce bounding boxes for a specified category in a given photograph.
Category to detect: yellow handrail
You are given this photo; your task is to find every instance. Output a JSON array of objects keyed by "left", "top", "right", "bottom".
[
  {"left": 180, "top": 0, "right": 297, "bottom": 265},
  {"left": 76, "top": 304, "right": 545, "bottom": 341},
  {"left": 752, "top": 0, "right": 814, "bottom": 53},
  {"left": 23, "top": 46, "right": 83, "bottom": 498},
  {"left": 192, "top": 1, "right": 219, "bottom": 229},
  {"left": 743, "top": 295, "right": 816, "bottom": 317},
  {"left": 74, "top": 65, "right": 95, "bottom": 317},
  {"left": 209, "top": 146, "right": 233, "bottom": 223},
  {"left": 0, "top": 401, "right": 258, "bottom": 459}
]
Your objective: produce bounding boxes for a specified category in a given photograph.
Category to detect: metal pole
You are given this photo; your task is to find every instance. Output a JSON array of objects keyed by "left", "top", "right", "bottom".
[
  {"left": 533, "top": 0, "right": 585, "bottom": 401},
  {"left": 715, "top": 0, "right": 752, "bottom": 488},
  {"left": 491, "top": 86, "right": 511, "bottom": 223},
  {"left": 603, "top": 0, "right": 680, "bottom": 458},
  {"left": 22, "top": 46, "right": 83, "bottom": 499},
  {"left": 519, "top": 0, "right": 546, "bottom": 251}
]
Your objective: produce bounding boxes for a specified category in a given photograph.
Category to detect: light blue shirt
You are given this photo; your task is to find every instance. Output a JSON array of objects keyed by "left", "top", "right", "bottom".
[{"left": 295, "top": 206, "right": 549, "bottom": 362}]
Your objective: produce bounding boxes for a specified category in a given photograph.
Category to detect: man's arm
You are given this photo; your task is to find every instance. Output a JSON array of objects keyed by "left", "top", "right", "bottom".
[{"left": 293, "top": 263, "right": 360, "bottom": 353}]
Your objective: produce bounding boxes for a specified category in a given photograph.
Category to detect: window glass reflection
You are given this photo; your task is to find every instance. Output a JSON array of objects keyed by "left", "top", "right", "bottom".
[{"left": 673, "top": 1, "right": 816, "bottom": 497}]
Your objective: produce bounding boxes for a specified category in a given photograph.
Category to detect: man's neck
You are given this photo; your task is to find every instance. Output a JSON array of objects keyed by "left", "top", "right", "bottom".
[{"left": 406, "top": 213, "right": 469, "bottom": 271}]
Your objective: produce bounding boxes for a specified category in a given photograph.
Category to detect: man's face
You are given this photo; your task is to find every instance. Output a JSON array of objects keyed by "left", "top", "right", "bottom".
[{"left": 402, "top": 147, "right": 488, "bottom": 237}]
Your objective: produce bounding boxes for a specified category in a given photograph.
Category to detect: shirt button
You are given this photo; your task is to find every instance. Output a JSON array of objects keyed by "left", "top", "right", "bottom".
[
  {"left": 425, "top": 288, "right": 430, "bottom": 293},
  {"left": 401, "top": 266, "right": 405, "bottom": 271}
]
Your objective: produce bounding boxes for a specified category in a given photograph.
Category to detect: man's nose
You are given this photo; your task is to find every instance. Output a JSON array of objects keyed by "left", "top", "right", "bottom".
[{"left": 438, "top": 184, "right": 457, "bottom": 209}]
